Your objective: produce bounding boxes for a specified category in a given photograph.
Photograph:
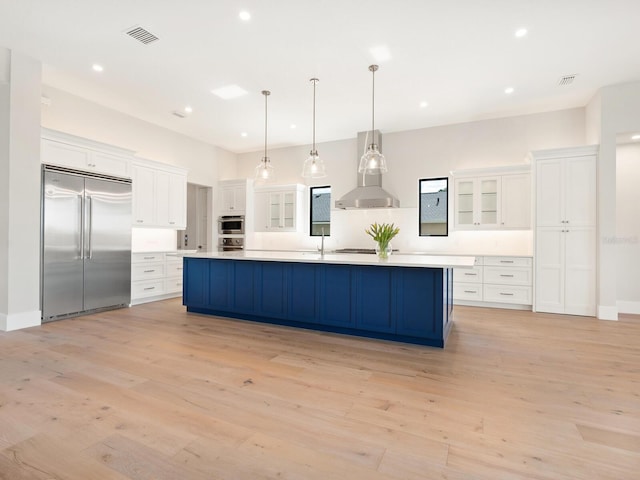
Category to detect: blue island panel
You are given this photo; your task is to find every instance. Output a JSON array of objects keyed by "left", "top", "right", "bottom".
[{"left": 183, "top": 257, "right": 452, "bottom": 348}]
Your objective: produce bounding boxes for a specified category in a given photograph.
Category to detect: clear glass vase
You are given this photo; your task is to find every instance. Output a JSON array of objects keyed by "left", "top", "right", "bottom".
[{"left": 376, "top": 242, "right": 392, "bottom": 259}]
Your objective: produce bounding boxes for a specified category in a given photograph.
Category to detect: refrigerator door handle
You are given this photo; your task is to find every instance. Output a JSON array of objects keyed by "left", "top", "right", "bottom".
[
  {"left": 78, "top": 194, "right": 84, "bottom": 259},
  {"left": 87, "top": 195, "right": 93, "bottom": 260}
]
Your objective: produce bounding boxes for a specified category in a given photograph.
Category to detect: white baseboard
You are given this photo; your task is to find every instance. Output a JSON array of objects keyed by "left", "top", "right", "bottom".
[
  {"left": 617, "top": 301, "right": 640, "bottom": 315},
  {"left": 131, "top": 292, "right": 181, "bottom": 306},
  {"left": 453, "top": 300, "right": 532, "bottom": 311},
  {"left": 597, "top": 305, "right": 619, "bottom": 321},
  {"left": 0, "top": 310, "right": 42, "bottom": 331}
]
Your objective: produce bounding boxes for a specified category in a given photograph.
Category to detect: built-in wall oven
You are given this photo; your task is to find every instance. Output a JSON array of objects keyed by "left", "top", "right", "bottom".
[
  {"left": 218, "top": 236, "right": 244, "bottom": 251},
  {"left": 218, "top": 215, "right": 245, "bottom": 235}
]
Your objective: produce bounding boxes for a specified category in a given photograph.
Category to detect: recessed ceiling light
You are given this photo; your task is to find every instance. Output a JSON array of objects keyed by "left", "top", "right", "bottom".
[
  {"left": 239, "top": 11, "right": 251, "bottom": 21},
  {"left": 632, "top": 134, "right": 640, "bottom": 140},
  {"left": 241, "top": 132, "right": 248, "bottom": 137},
  {"left": 370, "top": 45, "right": 391, "bottom": 62},
  {"left": 184, "top": 106, "right": 193, "bottom": 114},
  {"left": 92, "top": 64, "right": 104, "bottom": 72},
  {"left": 515, "top": 28, "right": 528, "bottom": 38},
  {"left": 211, "top": 84, "right": 248, "bottom": 100},
  {"left": 290, "top": 124, "right": 297, "bottom": 129},
  {"left": 420, "top": 101, "right": 429, "bottom": 108},
  {"left": 504, "top": 87, "right": 515, "bottom": 94}
]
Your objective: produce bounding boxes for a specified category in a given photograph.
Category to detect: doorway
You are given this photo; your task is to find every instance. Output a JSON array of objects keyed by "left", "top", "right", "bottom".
[{"left": 178, "top": 183, "right": 212, "bottom": 251}]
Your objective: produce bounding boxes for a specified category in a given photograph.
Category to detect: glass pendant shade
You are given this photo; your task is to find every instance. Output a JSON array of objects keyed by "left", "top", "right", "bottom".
[
  {"left": 255, "top": 90, "right": 273, "bottom": 182},
  {"left": 302, "top": 78, "right": 327, "bottom": 178},
  {"left": 358, "top": 64, "right": 388, "bottom": 175},
  {"left": 358, "top": 143, "right": 387, "bottom": 174},
  {"left": 302, "top": 150, "right": 326, "bottom": 178},
  {"left": 255, "top": 156, "right": 274, "bottom": 181}
]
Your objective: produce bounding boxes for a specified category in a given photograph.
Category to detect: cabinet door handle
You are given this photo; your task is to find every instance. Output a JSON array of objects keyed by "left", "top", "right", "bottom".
[
  {"left": 500, "top": 274, "right": 514, "bottom": 277},
  {"left": 137, "top": 220, "right": 144, "bottom": 223},
  {"left": 499, "top": 292, "right": 514, "bottom": 296},
  {"left": 169, "top": 221, "right": 175, "bottom": 225},
  {"left": 500, "top": 260, "right": 514, "bottom": 264},
  {"left": 464, "top": 290, "right": 477, "bottom": 294},
  {"left": 144, "top": 269, "right": 156, "bottom": 273},
  {"left": 144, "top": 256, "right": 155, "bottom": 260},
  {"left": 464, "top": 273, "right": 477, "bottom": 276},
  {"left": 144, "top": 286, "right": 156, "bottom": 291}
]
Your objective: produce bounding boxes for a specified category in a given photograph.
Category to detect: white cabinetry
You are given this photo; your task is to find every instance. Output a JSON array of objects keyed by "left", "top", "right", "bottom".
[
  {"left": 533, "top": 146, "right": 597, "bottom": 316},
  {"left": 254, "top": 184, "right": 306, "bottom": 232},
  {"left": 219, "top": 180, "right": 248, "bottom": 215},
  {"left": 131, "top": 159, "right": 187, "bottom": 229},
  {"left": 131, "top": 252, "right": 184, "bottom": 304},
  {"left": 453, "top": 256, "right": 533, "bottom": 308},
  {"left": 453, "top": 166, "right": 531, "bottom": 230},
  {"left": 41, "top": 128, "right": 133, "bottom": 177}
]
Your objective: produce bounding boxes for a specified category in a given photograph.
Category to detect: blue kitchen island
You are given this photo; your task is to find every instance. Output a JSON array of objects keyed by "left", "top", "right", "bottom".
[{"left": 182, "top": 251, "right": 475, "bottom": 348}]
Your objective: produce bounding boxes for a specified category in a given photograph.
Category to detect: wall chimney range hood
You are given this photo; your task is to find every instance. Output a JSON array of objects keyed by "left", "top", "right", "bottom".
[{"left": 335, "top": 131, "right": 399, "bottom": 209}]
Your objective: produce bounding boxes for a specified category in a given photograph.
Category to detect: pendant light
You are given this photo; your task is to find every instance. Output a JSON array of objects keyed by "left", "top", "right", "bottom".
[
  {"left": 358, "top": 64, "right": 388, "bottom": 174},
  {"left": 255, "top": 90, "right": 274, "bottom": 182},
  {"left": 302, "top": 78, "right": 327, "bottom": 178}
]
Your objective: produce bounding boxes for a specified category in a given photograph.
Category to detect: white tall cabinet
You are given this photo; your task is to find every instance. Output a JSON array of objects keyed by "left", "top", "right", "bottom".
[{"left": 533, "top": 146, "right": 597, "bottom": 316}]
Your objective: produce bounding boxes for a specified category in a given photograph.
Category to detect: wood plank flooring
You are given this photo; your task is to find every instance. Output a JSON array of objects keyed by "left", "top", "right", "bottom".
[{"left": 1, "top": 299, "right": 639, "bottom": 479}]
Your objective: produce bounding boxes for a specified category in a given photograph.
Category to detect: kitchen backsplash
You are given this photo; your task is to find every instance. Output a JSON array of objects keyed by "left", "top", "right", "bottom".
[
  {"left": 132, "top": 228, "right": 179, "bottom": 252},
  {"left": 247, "top": 207, "right": 533, "bottom": 256}
]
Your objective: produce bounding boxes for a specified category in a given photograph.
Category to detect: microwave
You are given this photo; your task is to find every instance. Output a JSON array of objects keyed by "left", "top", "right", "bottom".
[{"left": 218, "top": 215, "right": 245, "bottom": 234}]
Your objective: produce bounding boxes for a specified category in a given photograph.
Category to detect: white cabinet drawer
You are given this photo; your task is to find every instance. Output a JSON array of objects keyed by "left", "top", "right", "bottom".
[
  {"left": 166, "top": 261, "right": 184, "bottom": 277},
  {"left": 132, "top": 253, "right": 165, "bottom": 263},
  {"left": 132, "top": 262, "right": 165, "bottom": 280},
  {"left": 453, "top": 283, "right": 483, "bottom": 301},
  {"left": 453, "top": 266, "right": 483, "bottom": 284},
  {"left": 483, "top": 256, "right": 532, "bottom": 267},
  {"left": 164, "top": 276, "right": 184, "bottom": 294},
  {"left": 483, "top": 266, "right": 532, "bottom": 286},
  {"left": 132, "top": 279, "right": 165, "bottom": 298},
  {"left": 483, "top": 285, "right": 532, "bottom": 305}
]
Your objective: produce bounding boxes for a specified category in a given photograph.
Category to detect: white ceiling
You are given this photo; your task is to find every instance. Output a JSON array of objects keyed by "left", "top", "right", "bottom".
[{"left": 1, "top": 0, "right": 640, "bottom": 154}]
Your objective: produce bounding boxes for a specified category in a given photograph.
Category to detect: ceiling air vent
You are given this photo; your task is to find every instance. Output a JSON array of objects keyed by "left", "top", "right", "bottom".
[
  {"left": 124, "top": 26, "right": 159, "bottom": 45},
  {"left": 558, "top": 74, "right": 577, "bottom": 86}
]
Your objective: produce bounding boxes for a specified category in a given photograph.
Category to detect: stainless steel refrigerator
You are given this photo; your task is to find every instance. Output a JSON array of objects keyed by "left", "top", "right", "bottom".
[{"left": 41, "top": 165, "right": 132, "bottom": 322}]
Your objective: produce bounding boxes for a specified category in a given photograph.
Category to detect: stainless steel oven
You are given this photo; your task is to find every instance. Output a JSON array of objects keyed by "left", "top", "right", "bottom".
[
  {"left": 218, "top": 237, "right": 244, "bottom": 251},
  {"left": 218, "top": 215, "right": 244, "bottom": 234}
]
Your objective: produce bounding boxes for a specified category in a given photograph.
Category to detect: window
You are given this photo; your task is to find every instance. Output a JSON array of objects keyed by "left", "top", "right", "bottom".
[
  {"left": 310, "top": 186, "right": 331, "bottom": 236},
  {"left": 419, "top": 177, "right": 448, "bottom": 236}
]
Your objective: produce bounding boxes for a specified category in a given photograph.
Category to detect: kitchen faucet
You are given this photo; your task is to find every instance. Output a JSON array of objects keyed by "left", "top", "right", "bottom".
[{"left": 318, "top": 228, "right": 325, "bottom": 255}]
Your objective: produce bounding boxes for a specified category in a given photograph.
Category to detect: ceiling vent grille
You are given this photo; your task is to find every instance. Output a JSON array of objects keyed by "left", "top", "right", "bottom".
[
  {"left": 124, "top": 26, "right": 159, "bottom": 45},
  {"left": 558, "top": 74, "right": 577, "bottom": 86}
]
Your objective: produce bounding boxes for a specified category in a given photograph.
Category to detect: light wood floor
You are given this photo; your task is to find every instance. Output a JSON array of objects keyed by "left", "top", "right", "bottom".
[{"left": 0, "top": 300, "right": 639, "bottom": 479}]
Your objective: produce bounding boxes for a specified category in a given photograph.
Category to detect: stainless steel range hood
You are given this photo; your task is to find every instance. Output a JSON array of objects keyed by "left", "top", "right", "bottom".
[{"left": 335, "top": 130, "right": 399, "bottom": 209}]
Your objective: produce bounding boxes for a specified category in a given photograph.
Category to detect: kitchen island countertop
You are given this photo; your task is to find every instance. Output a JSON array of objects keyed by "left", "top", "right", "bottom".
[{"left": 181, "top": 250, "right": 475, "bottom": 269}]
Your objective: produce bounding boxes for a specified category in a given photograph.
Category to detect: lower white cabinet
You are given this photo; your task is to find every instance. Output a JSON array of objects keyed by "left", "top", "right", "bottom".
[
  {"left": 453, "top": 256, "right": 533, "bottom": 308},
  {"left": 131, "top": 252, "right": 184, "bottom": 304}
]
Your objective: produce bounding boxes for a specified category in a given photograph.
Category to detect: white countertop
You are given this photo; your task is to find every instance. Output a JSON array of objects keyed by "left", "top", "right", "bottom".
[{"left": 183, "top": 250, "right": 475, "bottom": 268}]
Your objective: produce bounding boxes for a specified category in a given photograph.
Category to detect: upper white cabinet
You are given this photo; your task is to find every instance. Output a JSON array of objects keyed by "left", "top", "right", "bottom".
[
  {"left": 453, "top": 166, "right": 531, "bottom": 230},
  {"left": 219, "top": 180, "right": 250, "bottom": 215},
  {"left": 131, "top": 159, "right": 187, "bottom": 229},
  {"left": 533, "top": 145, "right": 597, "bottom": 317},
  {"left": 254, "top": 184, "right": 305, "bottom": 232},
  {"left": 41, "top": 128, "right": 132, "bottom": 178}
]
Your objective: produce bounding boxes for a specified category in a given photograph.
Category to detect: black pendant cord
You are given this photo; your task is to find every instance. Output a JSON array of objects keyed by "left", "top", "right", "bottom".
[
  {"left": 264, "top": 92, "right": 268, "bottom": 161},
  {"left": 371, "top": 67, "right": 375, "bottom": 140}
]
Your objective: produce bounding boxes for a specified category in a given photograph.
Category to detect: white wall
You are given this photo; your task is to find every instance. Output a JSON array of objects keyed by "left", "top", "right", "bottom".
[
  {"left": 594, "top": 81, "right": 640, "bottom": 319},
  {"left": 0, "top": 49, "right": 42, "bottom": 331},
  {"left": 41, "top": 86, "right": 237, "bottom": 187},
  {"left": 236, "top": 108, "right": 584, "bottom": 255},
  {"left": 616, "top": 143, "right": 640, "bottom": 313}
]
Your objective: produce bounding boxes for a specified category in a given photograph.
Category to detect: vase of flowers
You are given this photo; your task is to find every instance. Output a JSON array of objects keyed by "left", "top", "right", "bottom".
[{"left": 365, "top": 222, "right": 400, "bottom": 259}]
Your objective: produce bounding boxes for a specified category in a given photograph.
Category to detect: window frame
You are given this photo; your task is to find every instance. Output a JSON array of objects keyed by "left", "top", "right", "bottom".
[
  {"left": 309, "top": 185, "right": 331, "bottom": 237},
  {"left": 418, "top": 177, "right": 449, "bottom": 237}
]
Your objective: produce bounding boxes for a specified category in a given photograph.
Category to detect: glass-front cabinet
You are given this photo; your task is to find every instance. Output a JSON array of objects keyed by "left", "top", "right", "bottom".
[
  {"left": 255, "top": 184, "right": 305, "bottom": 232},
  {"left": 454, "top": 176, "right": 500, "bottom": 229}
]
